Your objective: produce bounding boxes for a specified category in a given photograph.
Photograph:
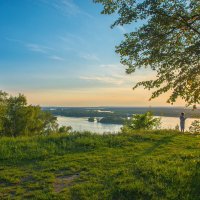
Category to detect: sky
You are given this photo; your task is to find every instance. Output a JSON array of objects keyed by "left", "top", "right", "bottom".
[{"left": 0, "top": 0, "right": 184, "bottom": 106}]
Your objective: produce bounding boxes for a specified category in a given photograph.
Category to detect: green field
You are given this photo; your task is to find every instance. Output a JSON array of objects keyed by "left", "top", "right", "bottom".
[{"left": 0, "top": 131, "right": 200, "bottom": 200}]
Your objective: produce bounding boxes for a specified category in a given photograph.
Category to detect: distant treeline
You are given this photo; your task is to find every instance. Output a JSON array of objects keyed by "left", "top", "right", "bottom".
[
  {"left": 45, "top": 107, "right": 200, "bottom": 120},
  {"left": 47, "top": 108, "right": 115, "bottom": 118},
  {"left": 87, "top": 116, "right": 126, "bottom": 124},
  {"left": 99, "top": 116, "right": 126, "bottom": 124}
]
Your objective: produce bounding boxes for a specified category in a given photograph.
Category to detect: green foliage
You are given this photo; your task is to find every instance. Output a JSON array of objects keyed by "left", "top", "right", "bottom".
[
  {"left": 99, "top": 116, "right": 125, "bottom": 124},
  {"left": 122, "top": 112, "right": 161, "bottom": 132},
  {"left": 0, "top": 91, "right": 58, "bottom": 137},
  {"left": 94, "top": 0, "right": 200, "bottom": 106},
  {"left": 47, "top": 107, "right": 200, "bottom": 119},
  {"left": 189, "top": 120, "right": 200, "bottom": 134},
  {"left": 88, "top": 117, "right": 95, "bottom": 122},
  {"left": 175, "top": 124, "right": 180, "bottom": 131},
  {"left": 0, "top": 131, "right": 200, "bottom": 199},
  {"left": 58, "top": 125, "right": 72, "bottom": 133},
  {"left": 0, "top": 91, "right": 8, "bottom": 133}
]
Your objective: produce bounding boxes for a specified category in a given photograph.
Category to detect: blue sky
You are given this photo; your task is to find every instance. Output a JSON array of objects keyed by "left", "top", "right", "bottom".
[{"left": 0, "top": 0, "right": 183, "bottom": 106}]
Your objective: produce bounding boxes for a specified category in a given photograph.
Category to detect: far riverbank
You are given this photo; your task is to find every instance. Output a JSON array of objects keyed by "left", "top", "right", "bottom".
[{"left": 57, "top": 116, "right": 199, "bottom": 133}]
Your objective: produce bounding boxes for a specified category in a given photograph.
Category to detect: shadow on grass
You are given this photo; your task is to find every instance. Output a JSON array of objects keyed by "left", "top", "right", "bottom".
[
  {"left": 189, "top": 162, "right": 200, "bottom": 199},
  {"left": 136, "top": 134, "right": 178, "bottom": 158}
]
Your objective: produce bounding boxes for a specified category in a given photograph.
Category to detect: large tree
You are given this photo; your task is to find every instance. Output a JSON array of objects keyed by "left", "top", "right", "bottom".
[
  {"left": 94, "top": 0, "right": 200, "bottom": 106},
  {"left": 0, "top": 91, "right": 58, "bottom": 137}
]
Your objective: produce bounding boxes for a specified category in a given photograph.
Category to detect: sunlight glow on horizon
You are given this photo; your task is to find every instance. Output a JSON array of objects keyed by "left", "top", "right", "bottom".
[{"left": 6, "top": 87, "right": 185, "bottom": 107}]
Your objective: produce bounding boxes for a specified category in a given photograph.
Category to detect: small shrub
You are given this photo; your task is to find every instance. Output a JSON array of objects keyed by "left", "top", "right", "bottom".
[
  {"left": 58, "top": 126, "right": 72, "bottom": 133},
  {"left": 121, "top": 112, "right": 161, "bottom": 132},
  {"left": 175, "top": 124, "right": 179, "bottom": 131},
  {"left": 189, "top": 120, "right": 200, "bottom": 134},
  {"left": 88, "top": 117, "right": 95, "bottom": 122}
]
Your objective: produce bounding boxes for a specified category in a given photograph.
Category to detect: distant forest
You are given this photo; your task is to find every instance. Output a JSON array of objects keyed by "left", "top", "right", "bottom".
[{"left": 44, "top": 107, "right": 200, "bottom": 119}]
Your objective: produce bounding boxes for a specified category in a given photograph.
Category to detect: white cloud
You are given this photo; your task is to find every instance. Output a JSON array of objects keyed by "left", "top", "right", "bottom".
[
  {"left": 80, "top": 75, "right": 125, "bottom": 85},
  {"left": 100, "top": 64, "right": 121, "bottom": 68},
  {"left": 26, "top": 43, "right": 53, "bottom": 54},
  {"left": 49, "top": 55, "right": 64, "bottom": 61},
  {"left": 100, "top": 63, "right": 124, "bottom": 73},
  {"left": 117, "top": 26, "right": 127, "bottom": 34},
  {"left": 80, "top": 53, "right": 100, "bottom": 61},
  {"left": 6, "top": 38, "right": 66, "bottom": 62},
  {"left": 58, "top": 34, "right": 86, "bottom": 47},
  {"left": 5, "top": 38, "right": 55, "bottom": 55},
  {"left": 39, "top": 0, "right": 93, "bottom": 18},
  {"left": 80, "top": 73, "right": 156, "bottom": 88},
  {"left": 80, "top": 63, "right": 156, "bottom": 87}
]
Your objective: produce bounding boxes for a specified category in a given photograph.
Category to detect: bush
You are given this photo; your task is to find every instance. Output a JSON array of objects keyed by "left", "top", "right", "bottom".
[
  {"left": 58, "top": 126, "right": 72, "bottom": 133},
  {"left": 189, "top": 120, "right": 200, "bottom": 134},
  {"left": 175, "top": 124, "right": 179, "bottom": 131},
  {"left": 88, "top": 117, "right": 95, "bottom": 122},
  {"left": 121, "top": 112, "right": 161, "bottom": 132}
]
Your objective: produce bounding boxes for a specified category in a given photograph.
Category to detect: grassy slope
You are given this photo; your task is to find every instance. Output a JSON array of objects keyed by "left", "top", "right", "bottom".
[{"left": 0, "top": 131, "right": 200, "bottom": 200}]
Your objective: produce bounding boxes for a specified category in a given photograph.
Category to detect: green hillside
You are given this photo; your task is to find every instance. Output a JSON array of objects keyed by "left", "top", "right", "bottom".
[{"left": 0, "top": 131, "right": 200, "bottom": 200}]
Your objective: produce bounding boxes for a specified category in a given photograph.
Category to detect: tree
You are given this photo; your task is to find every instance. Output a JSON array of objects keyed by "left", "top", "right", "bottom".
[
  {"left": 94, "top": 0, "right": 200, "bottom": 106},
  {"left": 0, "top": 91, "right": 8, "bottom": 135},
  {"left": 88, "top": 117, "right": 95, "bottom": 122},
  {"left": 0, "top": 91, "right": 59, "bottom": 137},
  {"left": 121, "top": 112, "right": 161, "bottom": 132},
  {"left": 4, "top": 94, "right": 27, "bottom": 136}
]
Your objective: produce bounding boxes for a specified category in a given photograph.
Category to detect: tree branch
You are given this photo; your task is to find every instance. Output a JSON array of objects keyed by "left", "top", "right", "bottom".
[{"left": 178, "top": 14, "right": 200, "bottom": 35}]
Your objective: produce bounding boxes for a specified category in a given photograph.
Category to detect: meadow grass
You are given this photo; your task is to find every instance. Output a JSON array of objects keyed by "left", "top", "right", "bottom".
[{"left": 0, "top": 130, "right": 200, "bottom": 199}]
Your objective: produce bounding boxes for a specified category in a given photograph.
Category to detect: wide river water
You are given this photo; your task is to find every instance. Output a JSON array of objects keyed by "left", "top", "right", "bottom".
[{"left": 57, "top": 116, "right": 199, "bottom": 134}]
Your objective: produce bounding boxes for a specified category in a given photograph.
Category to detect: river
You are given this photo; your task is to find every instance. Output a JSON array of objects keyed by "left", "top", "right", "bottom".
[{"left": 57, "top": 116, "right": 199, "bottom": 133}]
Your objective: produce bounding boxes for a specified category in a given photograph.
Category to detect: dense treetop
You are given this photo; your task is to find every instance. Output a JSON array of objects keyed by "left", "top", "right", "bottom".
[
  {"left": 0, "top": 91, "right": 58, "bottom": 137},
  {"left": 94, "top": 0, "right": 200, "bottom": 106}
]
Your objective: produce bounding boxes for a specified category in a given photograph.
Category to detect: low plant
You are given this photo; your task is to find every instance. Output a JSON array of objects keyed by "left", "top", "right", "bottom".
[
  {"left": 189, "top": 120, "right": 200, "bottom": 134},
  {"left": 58, "top": 126, "right": 72, "bottom": 133},
  {"left": 121, "top": 112, "right": 161, "bottom": 132}
]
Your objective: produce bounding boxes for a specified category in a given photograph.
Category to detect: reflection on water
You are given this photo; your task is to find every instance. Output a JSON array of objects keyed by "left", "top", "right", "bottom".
[
  {"left": 57, "top": 116, "right": 199, "bottom": 134},
  {"left": 57, "top": 116, "right": 122, "bottom": 134}
]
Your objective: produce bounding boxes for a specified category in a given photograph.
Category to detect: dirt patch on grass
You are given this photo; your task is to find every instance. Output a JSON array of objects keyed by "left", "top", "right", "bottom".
[{"left": 53, "top": 173, "right": 80, "bottom": 193}]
